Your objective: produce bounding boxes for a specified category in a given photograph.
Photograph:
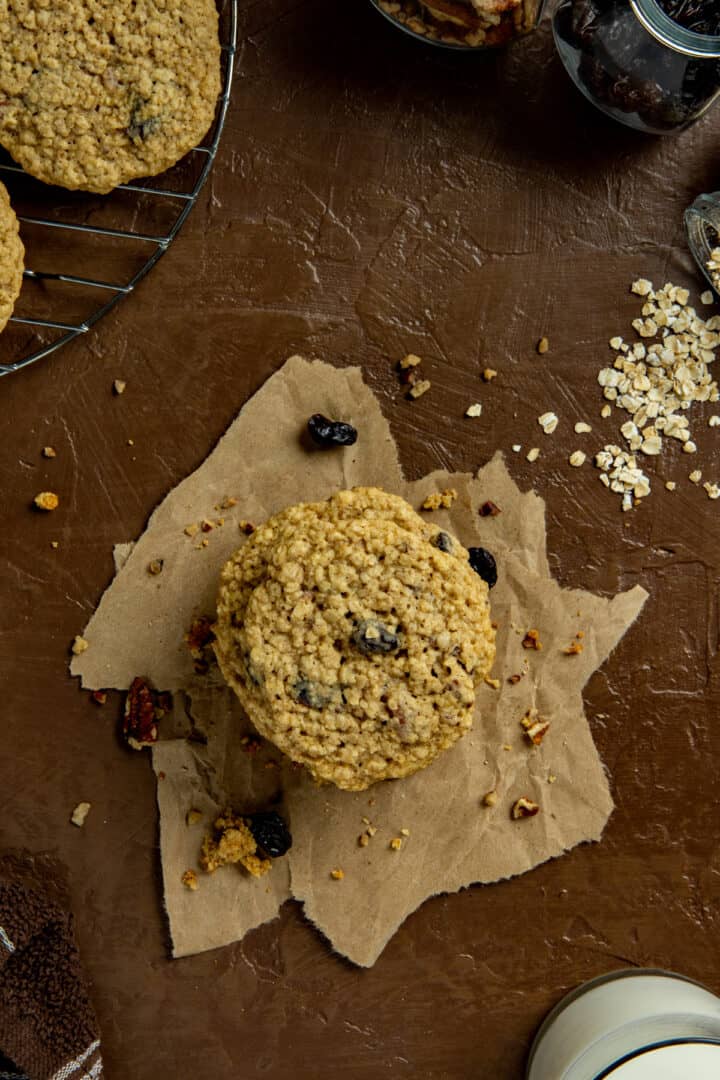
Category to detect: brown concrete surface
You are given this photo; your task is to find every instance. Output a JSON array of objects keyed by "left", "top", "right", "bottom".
[{"left": 2, "top": 3, "right": 720, "bottom": 1077}]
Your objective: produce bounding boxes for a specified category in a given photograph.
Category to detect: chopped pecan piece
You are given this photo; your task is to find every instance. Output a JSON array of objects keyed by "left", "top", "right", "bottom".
[
  {"left": 520, "top": 709, "right": 550, "bottom": 745},
  {"left": 511, "top": 797, "right": 540, "bottom": 820},
  {"left": 479, "top": 500, "right": 501, "bottom": 517},
  {"left": 123, "top": 676, "right": 162, "bottom": 750},
  {"left": 90, "top": 690, "right": 107, "bottom": 706},
  {"left": 522, "top": 629, "right": 543, "bottom": 650}
]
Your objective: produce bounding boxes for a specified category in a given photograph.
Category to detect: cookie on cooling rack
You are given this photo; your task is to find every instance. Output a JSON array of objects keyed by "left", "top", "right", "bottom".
[
  {"left": 0, "top": 1, "right": 221, "bottom": 194},
  {"left": 0, "top": 180, "right": 24, "bottom": 334},
  {"left": 214, "top": 488, "right": 496, "bottom": 791}
]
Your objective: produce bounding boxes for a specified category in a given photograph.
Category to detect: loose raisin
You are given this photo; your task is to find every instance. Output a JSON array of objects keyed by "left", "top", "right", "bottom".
[
  {"left": 351, "top": 619, "right": 399, "bottom": 655},
  {"left": 307, "top": 414, "right": 358, "bottom": 448},
  {"left": 245, "top": 811, "right": 292, "bottom": 858},
  {"left": 432, "top": 531, "right": 454, "bottom": 553},
  {"left": 468, "top": 547, "right": 497, "bottom": 589}
]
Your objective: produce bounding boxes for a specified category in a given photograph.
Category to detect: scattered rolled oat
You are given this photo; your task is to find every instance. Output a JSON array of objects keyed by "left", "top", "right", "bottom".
[
  {"left": 389, "top": 837, "right": 403, "bottom": 851},
  {"left": 665, "top": 480, "right": 677, "bottom": 491},
  {"left": 482, "top": 790, "right": 498, "bottom": 808},
  {"left": 399, "top": 353, "right": 422, "bottom": 369},
  {"left": 709, "top": 415, "right": 720, "bottom": 427},
  {"left": 569, "top": 450, "right": 586, "bottom": 467},
  {"left": 701, "top": 290, "right": 714, "bottom": 306},
  {"left": 512, "top": 444, "right": 521, "bottom": 453},
  {"left": 609, "top": 336, "right": 623, "bottom": 350},
  {"left": 526, "top": 447, "right": 540, "bottom": 463},
  {"left": 601, "top": 404, "right": 612, "bottom": 419},
  {"left": 536, "top": 337, "right": 549, "bottom": 354},
  {"left": 70, "top": 802, "right": 91, "bottom": 828},
  {"left": 184, "top": 523, "right": 199, "bottom": 537},
  {"left": 186, "top": 809, "right": 203, "bottom": 827},
  {"left": 421, "top": 488, "right": 457, "bottom": 511},
  {"left": 689, "top": 470, "right": 703, "bottom": 484},
  {"left": 408, "top": 379, "right": 431, "bottom": 400},
  {"left": 522, "top": 629, "right": 542, "bottom": 651},
  {"left": 147, "top": 559, "right": 164, "bottom": 575},
  {"left": 574, "top": 422, "right": 592, "bottom": 434},
  {"left": 71, "top": 635, "right": 89, "bottom": 655},
  {"left": 511, "top": 797, "right": 540, "bottom": 820},
  {"left": 181, "top": 869, "right": 199, "bottom": 891},
  {"left": 34, "top": 491, "right": 59, "bottom": 511},
  {"left": 631, "top": 278, "right": 653, "bottom": 296},
  {"left": 482, "top": 368, "right": 498, "bottom": 382},
  {"left": 707, "top": 247, "right": 720, "bottom": 293},
  {"left": 704, "top": 481, "right": 720, "bottom": 499},
  {"left": 593, "top": 445, "right": 651, "bottom": 511},
  {"left": 682, "top": 441, "right": 697, "bottom": 454},
  {"left": 465, "top": 403, "right": 483, "bottom": 418},
  {"left": 330, "top": 868, "right": 345, "bottom": 880},
  {"left": 113, "top": 379, "right": 126, "bottom": 395},
  {"left": 42, "top": 446, "right": 56, "bottom": 458},
  {"left": 538, "top": 411, "right": 559, "bottom": 435}
]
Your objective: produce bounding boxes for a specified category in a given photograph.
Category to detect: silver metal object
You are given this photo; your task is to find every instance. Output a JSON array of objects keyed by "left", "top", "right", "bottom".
[
  {"left": 526, "top": 968, "right": 720, "bottom": 1080},
  {"left": 0, "top": 0, "right": 237, "bottom": 378},
  {"left": 685, "top": 192, "right": 720, "bottom": 295}
]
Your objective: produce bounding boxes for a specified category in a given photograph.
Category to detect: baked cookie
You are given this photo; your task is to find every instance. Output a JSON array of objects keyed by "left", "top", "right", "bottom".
[
  {"left": 214, "top": 488, "right": 496, "bottom": 791},
  {"left": 0, "top": 180, "right": 24, "bottom": 333},
  {"left": 0, "top": 1, "right": 221, "bottom": 194}
]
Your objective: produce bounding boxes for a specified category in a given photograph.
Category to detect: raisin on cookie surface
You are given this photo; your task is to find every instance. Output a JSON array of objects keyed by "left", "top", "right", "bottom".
[
  {"left": 214, "top": 488, "right": 496, "bottom": 791},
  {"left": 0, "top": 180, "right": 24, "bottom": 333},
  {"left": 0, "top": 0, "right": 221, "bottom": 193}
]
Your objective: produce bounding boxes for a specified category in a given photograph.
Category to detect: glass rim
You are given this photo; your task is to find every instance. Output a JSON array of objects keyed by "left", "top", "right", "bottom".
[{"left": 630, "top": 0, "right": 720, "bottom": 58}]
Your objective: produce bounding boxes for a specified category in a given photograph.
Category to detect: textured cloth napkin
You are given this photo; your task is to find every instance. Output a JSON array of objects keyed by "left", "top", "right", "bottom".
[{"left": 0, "top": 852, "right": 103, "bottom": 1080}]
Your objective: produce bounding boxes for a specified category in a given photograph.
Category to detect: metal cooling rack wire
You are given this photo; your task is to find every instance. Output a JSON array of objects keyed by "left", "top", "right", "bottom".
[{"left": 0, "top": 0, "right": 237, "bottom": 378}]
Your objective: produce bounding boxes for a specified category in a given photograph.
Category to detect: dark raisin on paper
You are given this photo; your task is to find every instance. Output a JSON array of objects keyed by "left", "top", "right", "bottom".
[
  {"left": 351, "top": 619, "right": 400, "bottom": 655},
  {"left": 307, "top": 414, "right": 358, "bottom": 448},
  {"left": 468, "top": 547, "right": 498, "bottom": 589},
  {"left": 245, "top": 811, "right": 292, "bottom": 858}
]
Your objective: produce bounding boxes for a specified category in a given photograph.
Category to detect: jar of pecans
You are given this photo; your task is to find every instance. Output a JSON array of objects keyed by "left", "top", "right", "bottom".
[
  {"left": 552, "top": 0, "right": 720, "bottom": 133},
  {"left": 371, "top": 0, "right": 546, "bottom": 49}
]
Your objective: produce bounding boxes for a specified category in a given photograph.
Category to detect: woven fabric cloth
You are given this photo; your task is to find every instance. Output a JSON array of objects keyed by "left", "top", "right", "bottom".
[{"left": 0, "top": 852, "right": 102, "bottom": 1080}]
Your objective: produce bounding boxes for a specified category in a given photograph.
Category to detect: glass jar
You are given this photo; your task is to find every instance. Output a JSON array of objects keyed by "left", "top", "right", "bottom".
[
  {"left": 370, "top": 0, "right": 545, "bottom": 50},
  {"left": 552, "top": 0, "right": 720, "bottom": 133}
]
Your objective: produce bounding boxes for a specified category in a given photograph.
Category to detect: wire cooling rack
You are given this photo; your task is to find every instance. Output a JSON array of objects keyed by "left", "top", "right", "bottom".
[{"left": 0, "top": 0, "right": 237, "bottom": 378}]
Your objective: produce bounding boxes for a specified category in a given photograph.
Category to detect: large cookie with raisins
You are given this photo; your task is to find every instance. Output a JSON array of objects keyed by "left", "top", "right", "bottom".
[
  {"left": 0, "top": 0, "right": 221, "bottom": 194},
  {"left": 0, "top": 180, "right": 24, "bottom": 333},
  {"left": 214, "top": 488, "right": 496, "bottom": 791}
]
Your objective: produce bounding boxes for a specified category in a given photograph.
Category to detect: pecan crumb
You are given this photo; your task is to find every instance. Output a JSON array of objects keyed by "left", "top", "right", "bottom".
[
  {"left": 113, "top": 379, "right": 126, "bottom": 395},
  {"left": 181, "top": 869, "right": 199, "bottom": 891},
  {"left": 520, "top": 709, "right": 550, "bottom": 745},
  {"left": 200, "top": 519, "right": 214, "bottom": 533},
  {"left": 185, "top": 616, "right": 215, "bottom": 656},
  {"left": 70, "top": 802, "right": 91, "bottom": 828},
  {"left": 479, "top": 500, "right": 501, "bottom": 517},
  {"left": 147, "top": 559, "right": 164, "bottom": 575},
  {"left": 508, "top": 673, "right": 522, "bottom": 685},
  {"left": 512, "top": 797, "right": 540, "bottom": 820},
  {"left": 482, "top": 790, "right": 498, "bottom": 807},
  {"left": 563, "top": 641, "right": 584, "bottom": 655},
  {"left": 522, "top": 629, "right": 543, "bottom": 650},
  {"left": 421, "top": 488, "right": 457, "bottom": 511},
  {"left": 186, "top": 809, "right": 203, "bottom": 827},
  {"left": 34, "top": 491, "right": 59, "bottom": 511},
  {"left": 42, "top": 446, "right": 56, "bottom": 458},
  {"left": 90, "top": 690, "right": 107, "bottom": 706},
  {"left": 330, "top": 868, "right": 345, "bottom": 880},
  {"left": 123, "top": 676, "right": 160, "bottom": 750},
  {"left": 408, "top": 378, "right": 431, "bottom": 400},
  {"left": 71, "top": 635, "right": 89, "bottom": 655}
]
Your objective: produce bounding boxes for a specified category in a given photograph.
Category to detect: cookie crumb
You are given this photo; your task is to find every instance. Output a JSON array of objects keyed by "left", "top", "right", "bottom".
[
  {"left": 34, "top": 491, "right": 59, "bottom": 511},
  {"left": 482, "top": 367, "right": 498, "bottom": 382},
  {"left": 479, "top": 500, "right": 501, "bottom": 517},
  {"left": 358, "top": 833, "right": 370, "bottom": 847},
  {"left": 465, "top": 403, "right": 483, "bottom": 418},
  {"left": 665, "top": 480, "right": 676, "bottom": 491},
  {"left": 186, "top": 809, "right": 203, "bottom": 826},
  {"left": 399, "top": 353, "right": 422, "bottom": 369},
  {"left": 511, "top": 797, "right": 540, "bottom": 820},
  {"left": 330, "top": 868, "right": 345, "bottom": 880},
  {"left": 184, "top": 523, "right": 199, "bottom": 537},
  {"left": 522, "top": 629, "right": 542, "bottom": 650},
  {"left": 71, "top": 635, "right": 89, "bottom": 655},
  {"left": 70, "top": 802, "right": 91, "bottom": 828},
  {"left": 536, "top": 336, "right": 549, "bottom": 354},
  {"left": 520, "top": 710, "right": 550, "bottom": 745},
  {"left": 147, "top": 559, "right": 164, "bottom": 575},
  {"left": 421, "top": 488, "right": 457, "bottom": 511},
  {"left": 50, "top": 540, "right": 59, "bottom": 549},
  {"left": 484, "top": 676, "right": 501, "bottom": 689},
  {"left": 400, "top": 828, "right": 410, "bottom": 837},
  {"left": 219, "top": 496, "right": 238, "bottom": 509},
  {"left": 42, "top": 446, "right": 56, "bottom": 458},
  {"left": 563, "top": 641, "right": 583, "bottom": 655},
  {"left": 482, "top": 790, "right": 498, "bottom": 807},
  {"left": 408, "top": 378, "right": 431, "bottom": 400},
  {"left": 181, "top": 869, "right": 199, "bottom": 891},
  {"left": 238, "top": 520, "right": 256, "bottom": 535},
  {"left": 548, "top": 774, "right": 557, "bottom": 784},
  {"left": 526, "top": 447, "right": 540, "bottom": 463},
  {"left": 389, "top": 837, "right": 403, "bottom": 851},
  {"left": 113, "top": 379, "right": 126, "bottom": 395},
  {"left": 366, "top": 824, "right": 378, "bottom": 837},
  {"left": 127, "top": 438, "right": 134, "bottom": 447}
]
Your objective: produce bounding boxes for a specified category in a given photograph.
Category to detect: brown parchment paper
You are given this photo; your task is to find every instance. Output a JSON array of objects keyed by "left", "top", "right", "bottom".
[{"left": 72, "top": 356, "right": 648, "bottom": 967}]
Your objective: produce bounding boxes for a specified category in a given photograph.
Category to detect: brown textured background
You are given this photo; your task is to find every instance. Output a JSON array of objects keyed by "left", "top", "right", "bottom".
[{"left": 2, "top": 4, "right": 720, "bottom": 1077}]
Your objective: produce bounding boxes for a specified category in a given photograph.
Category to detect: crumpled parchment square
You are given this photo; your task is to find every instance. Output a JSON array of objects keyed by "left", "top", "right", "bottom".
[{"left": 72, "top": 356, "right": 647, "bottom": 967}]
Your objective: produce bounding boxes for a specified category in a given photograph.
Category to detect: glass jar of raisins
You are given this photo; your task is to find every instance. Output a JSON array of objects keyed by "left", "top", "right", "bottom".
[{"left": 552, "top": 0, "right": 720, "bottom": 133}]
